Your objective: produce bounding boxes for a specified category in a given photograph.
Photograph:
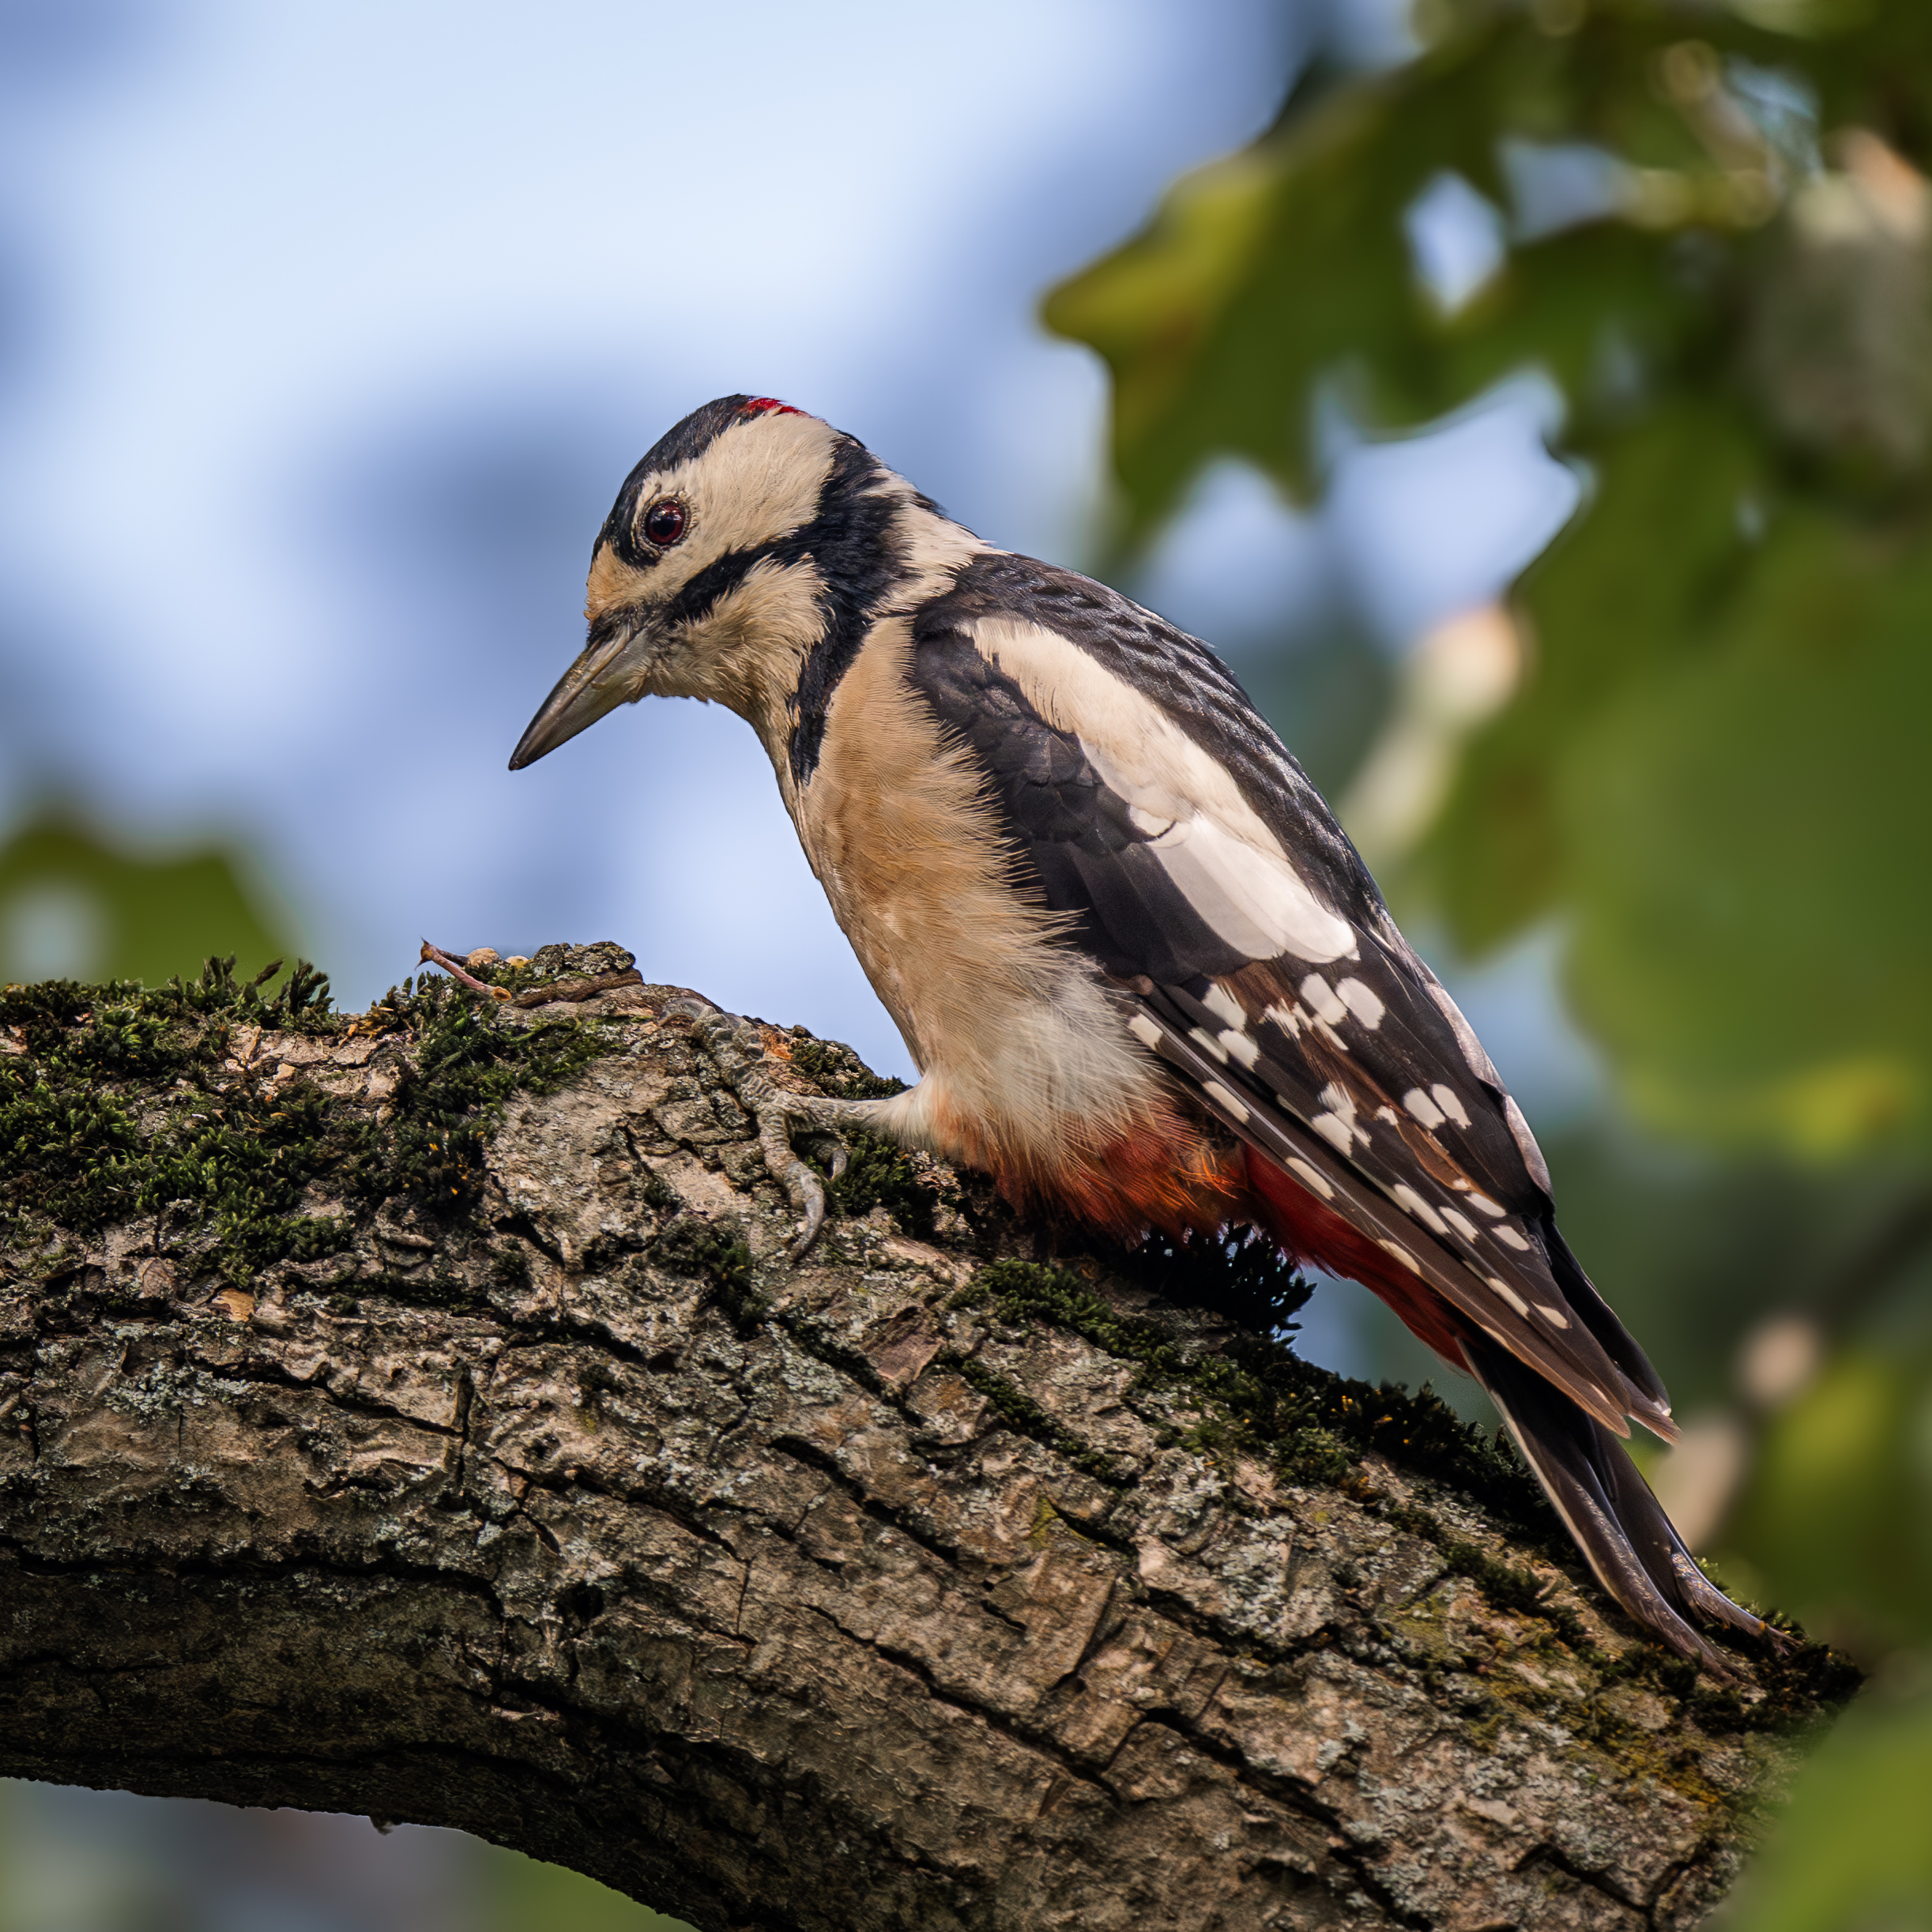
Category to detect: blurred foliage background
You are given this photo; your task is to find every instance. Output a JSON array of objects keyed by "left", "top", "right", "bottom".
[
  {"left": 1049, "top": 0, "right": 1932, "bottom": 1923},
  {"left": 3, "top": 0, "right": 1931, "bottom": 1924}
]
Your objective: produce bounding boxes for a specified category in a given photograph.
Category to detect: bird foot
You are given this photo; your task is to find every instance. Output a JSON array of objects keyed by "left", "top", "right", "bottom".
[{"left": 668, "top": 996, "right": 883, "bottom": 1261}]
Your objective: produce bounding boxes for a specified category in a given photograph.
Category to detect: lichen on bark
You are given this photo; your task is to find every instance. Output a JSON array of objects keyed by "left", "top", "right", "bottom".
[{"left": 0, "top": 947, "right": 1856, "bottom": 1930}]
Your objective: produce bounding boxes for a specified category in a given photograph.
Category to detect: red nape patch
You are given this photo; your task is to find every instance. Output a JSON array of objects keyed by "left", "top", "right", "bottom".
[{"left": 740, "top": 396, "right": 803, "bottom": 417}]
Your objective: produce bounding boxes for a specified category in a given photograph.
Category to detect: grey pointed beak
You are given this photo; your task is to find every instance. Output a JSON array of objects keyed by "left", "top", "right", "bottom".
[{"left": 508, "top": 620, "right": 657, "bottom": 770}]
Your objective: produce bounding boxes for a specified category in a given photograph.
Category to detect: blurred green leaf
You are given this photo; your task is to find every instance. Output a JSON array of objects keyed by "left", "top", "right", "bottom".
[
  {"left": 470, "top": 1840, "right": 691, "bottom": 1932},
  {"left": 1729, "top": 1345, "right": 1932, "bottom": 1651},
  {"left": 1048, "top": 1, "right": 1932, "bottom": 1158},
  {"left": 1723, "top": 1685, "right": 1932, "bottom": 1932},
  {"left": 1558, "top": 501, "right": 1932, "bottom": 1151},
  {"left": 0, "top": 809, "right": 295, "bottom": 988}
]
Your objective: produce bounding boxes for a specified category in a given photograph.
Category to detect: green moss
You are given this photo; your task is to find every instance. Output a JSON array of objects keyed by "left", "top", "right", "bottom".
[
  {"left": 651, "top": 1214, "right": 763, "bottom": 1335},
  {"left": 785, "top": 1032, "right": 906, "bottom": 1102},
  {"left": 951, "top": 1354, "right": 1128, "bottom": 1487},
  {"left": 342, "top": 977, "right": 604, "bottom": 1208},
  {"left": 0, "top": 956, "right": 607, "bottom": 1294},
  {"left": 958, "top": 1256, "right": 1539, "bottom": 1516},
  {"left": 827, "top": 1135, "right": 936, "bottom": 1236}
]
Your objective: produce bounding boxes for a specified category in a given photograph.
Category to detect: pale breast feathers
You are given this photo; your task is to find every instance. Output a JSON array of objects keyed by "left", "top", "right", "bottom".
[{"left": 907, "top": 554, "right": 1674, "bottom": 1440}]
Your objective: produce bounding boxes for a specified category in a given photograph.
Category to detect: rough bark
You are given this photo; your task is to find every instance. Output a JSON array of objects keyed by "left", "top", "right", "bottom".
[{"left": 0, "top": 955, "right": 1852, "bottom": 1931}]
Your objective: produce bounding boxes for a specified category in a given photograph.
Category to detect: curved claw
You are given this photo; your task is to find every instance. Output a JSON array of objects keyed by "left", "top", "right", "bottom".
[
  {"left": 666, "top": 995, "right": 870, "bottom": 1263},
  {"left": 805, "top": 1133, "right": 849, "bottom": 1183},
  {"left": 757, "top": 1103, "right": 829, "bottom": 1261}
]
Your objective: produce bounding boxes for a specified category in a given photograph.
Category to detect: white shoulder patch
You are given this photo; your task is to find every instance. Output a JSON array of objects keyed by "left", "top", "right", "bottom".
[{"left": 968, "top": 616, "right": 1357, "bottom": 965}]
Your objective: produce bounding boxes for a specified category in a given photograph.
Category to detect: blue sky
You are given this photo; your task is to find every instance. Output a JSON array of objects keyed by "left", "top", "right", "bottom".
[{"left": 0, "top": 1, "right": 1597, "bottom": 1377}]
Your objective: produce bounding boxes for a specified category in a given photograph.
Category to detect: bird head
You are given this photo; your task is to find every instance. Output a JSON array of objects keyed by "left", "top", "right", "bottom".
[{"left": 509, "top": 394, "right": 959, "bottom": 776}]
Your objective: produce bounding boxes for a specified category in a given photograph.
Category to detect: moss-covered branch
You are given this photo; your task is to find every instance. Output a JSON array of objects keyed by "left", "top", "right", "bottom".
[{"left": 0, "top": 947, "right": 1855, "bottom": 1930}]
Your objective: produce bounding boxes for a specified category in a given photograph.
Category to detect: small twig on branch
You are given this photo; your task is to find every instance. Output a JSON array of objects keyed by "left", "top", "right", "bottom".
[{"left": 418, "top": 939, "right": 512, "bottom": 1000}]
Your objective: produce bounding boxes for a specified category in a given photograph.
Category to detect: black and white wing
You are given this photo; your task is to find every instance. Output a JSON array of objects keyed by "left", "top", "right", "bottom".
[
  {"left": 909, "top": 553, "right": 1765, "bottom": 1670},
  {"left": 909, "top": 555, "right": 1662, "bottom": 1424}
]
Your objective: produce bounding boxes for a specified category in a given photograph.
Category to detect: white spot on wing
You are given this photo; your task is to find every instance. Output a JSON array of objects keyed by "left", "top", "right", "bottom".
[
  {"left": 1391, "top": 1184, "right": 1448, "bottom": 1235},
  {"left": 1146, "top": 818, "right": 1355, "bottom": 963},
  {"left": 1431, "top": 1083, "right": 1472, "bottom": 1128},
  {"left": 1494, "top": 1225, "right": 1531, "bottom": 1251},
  {"left": 1300, "top": 975, "right": 1349, "bottom": 1026},
  {"left": 1314, "top": 1083, "right": 1369, "bottom": 1148},
  {"left": 1534, "top": 1302, "right": 1571, "bottom": 1328},
  {"left": 1486, "top": 1276, "right": 1531, "bottom": 1316},
  {"left": 1262, "top": 1001, "right": 1299, "bottom": 1035},
  {"left": 1403, "top": 1087, "right": 1446, "bottom": 1130},
  {"left": 970, "top": 614, "right": 1359, "bottom": 962},
  {"left": 1128, "top": 805, "right": 1173, "bottom": 837},
  {"left": 1467, "top": 1192, "right": 1507, "bottom": 1218},
  {"left": 1425, "top": 979, "right": 1502, "bottom": 1085},
  {"left": 1442, "top": 1207, "right": 1479, "bottom": 1242},
  {"left": 1201, "top": 1079, "right": 1250, "bottom": 1124},
  {"left": 1378, "top": 1238, "right": 1423, "bottom": 1276},
  {"left": 1202, "top": 983, "right": 1245, "bottom": 1030},
  {"left": 1286, "top": 1157, "right": 1335, "bottom": 1200},
  {"left": 1336, "top": 978, "right": 1385, "bottom": 1028},
  {"left": 1218, "top": 1029, "right": 1260, "bottom": 1069},
  {"left": 1128, "top": 1013, "right": 1163, "bottom": 1049},
  {"left": 1188, "top": 1026, "right": 1230, "bottom": 1065}
]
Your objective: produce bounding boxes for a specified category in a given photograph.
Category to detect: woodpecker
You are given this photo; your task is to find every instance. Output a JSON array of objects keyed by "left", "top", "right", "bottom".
[{"left": 510, "top": 393, "right": 1774, "bottom": 1674}]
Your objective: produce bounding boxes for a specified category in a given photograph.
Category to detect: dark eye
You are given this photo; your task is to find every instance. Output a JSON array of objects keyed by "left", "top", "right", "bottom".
[{"left": 642, "top": 499, "right": 687, "bottom": 547}]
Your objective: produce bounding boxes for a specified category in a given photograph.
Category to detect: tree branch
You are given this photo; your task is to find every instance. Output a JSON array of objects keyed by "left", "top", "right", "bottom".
[{"left": 0, "top": 957, "right": 1853, "bottom": 1930}]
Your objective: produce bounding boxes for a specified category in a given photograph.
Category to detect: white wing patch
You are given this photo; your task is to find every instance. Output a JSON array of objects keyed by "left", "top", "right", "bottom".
[
  {"left": 1125, "top": 797, "right": 1357, "bottom": 964},
  {"left": 967, "top": 616, "right": 1358, "bottom": 964}
]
